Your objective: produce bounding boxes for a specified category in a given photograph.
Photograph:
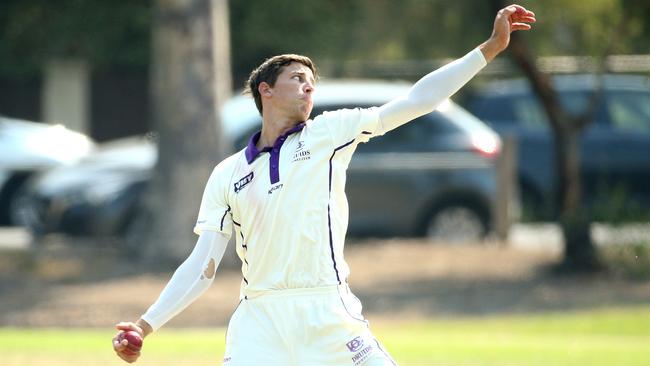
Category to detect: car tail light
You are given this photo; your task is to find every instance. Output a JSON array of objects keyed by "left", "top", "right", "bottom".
[{"left": 471, "top": 133, "right": 501, "bottom": 158}]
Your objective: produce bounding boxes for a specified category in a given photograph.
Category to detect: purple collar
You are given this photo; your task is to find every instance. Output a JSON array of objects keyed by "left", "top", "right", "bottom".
[{"left": 245, "top": 122, "right": 306, "bottom": 164}]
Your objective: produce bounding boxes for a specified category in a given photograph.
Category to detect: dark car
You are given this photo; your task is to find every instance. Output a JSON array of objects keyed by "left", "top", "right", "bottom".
[
  {"left": 463, "top": 74, "right": 650, "bottom": 220},
  {"left": 18, "top": 80, "right": 506, "bottom": 243}
]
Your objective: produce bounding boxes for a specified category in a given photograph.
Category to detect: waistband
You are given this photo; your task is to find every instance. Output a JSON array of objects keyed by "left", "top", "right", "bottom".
[{"left": 242, "top": 284, "right": 352, "bottom": 300}]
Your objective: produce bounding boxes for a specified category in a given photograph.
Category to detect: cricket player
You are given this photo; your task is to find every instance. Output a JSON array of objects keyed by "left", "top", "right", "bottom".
[{"left": 113, "top": 5, "right": 535, "bottom": 365}]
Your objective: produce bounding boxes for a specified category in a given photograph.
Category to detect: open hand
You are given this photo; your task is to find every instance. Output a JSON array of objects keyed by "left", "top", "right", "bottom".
[{"left": 481, "top": 4, "right": 536, "bottom": 61}]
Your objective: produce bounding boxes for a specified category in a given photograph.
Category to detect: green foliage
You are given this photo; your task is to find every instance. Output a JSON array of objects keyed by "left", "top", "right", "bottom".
[
  {"left": 1, "top": 0, "right": 648, "bottom": 82},
  {"left": 229, "top": 0, "right": 494, "bottom": 84},
  {"left": 0, "top": 0, "right": 151, "bottom": 77},
  {"left": 513, "top": 0, "right": 625, "bottom": 55},
  {"left": 590, "top": 183, "right": 650, "bottom": 223},
  {"left": 229, "top": 0, "right": 357, "bottom": 86},
  {"left": 515, "top": 0, "right": 650, "bottom": 56}
]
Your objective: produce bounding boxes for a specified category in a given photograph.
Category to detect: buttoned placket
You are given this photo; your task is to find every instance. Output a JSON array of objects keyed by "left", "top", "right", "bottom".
[{"left": 245, "top": 123, "right": 305, "bottom": 184}]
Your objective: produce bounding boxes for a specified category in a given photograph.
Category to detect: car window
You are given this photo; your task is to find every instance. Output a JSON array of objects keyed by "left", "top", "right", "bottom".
[
  {"left": 605, "top": 91, "right": 650, "bottom": 132},
  {"left": 470, "top": 94, "right": 548, "bottom": 129},
  {"left": 361, "top": 112, "right": 458, "bottom": 152},
  {"left": 509, "top": 95, "right": 548, "bottom": 129},
  {"left": 467, "top": 95, "right": 517, "bottom": 122},
  {"left": 471, "top": 91, "right": 609, "bottom": 130}
]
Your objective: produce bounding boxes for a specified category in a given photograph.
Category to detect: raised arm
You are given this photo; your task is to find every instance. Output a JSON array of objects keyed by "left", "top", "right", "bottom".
[
  {"left": 378, "top": 4, "right": 535, "bottom": 133},
  {"left": 112, "top": 230, "right": 229, "bottom": 363}
]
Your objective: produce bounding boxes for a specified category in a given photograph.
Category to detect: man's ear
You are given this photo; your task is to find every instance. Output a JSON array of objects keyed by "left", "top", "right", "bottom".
[{"left": 258, "top": 82, "right": 272, "bottom": 98}]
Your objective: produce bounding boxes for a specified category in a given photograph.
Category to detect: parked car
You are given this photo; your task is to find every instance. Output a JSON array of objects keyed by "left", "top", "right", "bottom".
[
  {"left": 0, "top": 116, "right": 94, "bottom": 225},
  {"left": 462, "top": 74, "right": 650, "bottom": 220},
  {"left": 14, "top": 136, "right": 155, "bottom": 237},
  {"left": 17, "top": 80, "right": 505, "bottom": 243}
]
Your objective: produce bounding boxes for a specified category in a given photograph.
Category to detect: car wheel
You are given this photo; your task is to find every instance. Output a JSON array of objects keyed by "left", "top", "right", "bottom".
[
  {"left": 1, "top": 173, "right": 31, "bottom": 226},
  {"left": 425, "top": 205, "right": 486, "bottom": 243},
  {"left": 8, "top": 192, "right": 29, "bottom": 227},
  {"left": 9, "top": 189, "right": 48, "bottom": 237}
]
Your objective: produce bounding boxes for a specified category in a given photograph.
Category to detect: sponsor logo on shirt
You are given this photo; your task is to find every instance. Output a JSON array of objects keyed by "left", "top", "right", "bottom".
[
  {"left": 234, "top": 172, "right": 254, "bottom": 193},
  {"left": 268, "top": 183, "right": 283, "bottom": 195}
]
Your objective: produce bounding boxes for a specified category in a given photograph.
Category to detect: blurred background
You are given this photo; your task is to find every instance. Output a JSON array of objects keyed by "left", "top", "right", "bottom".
[{"left": 1, "top": 1, "right": 650, "bottom": 365}]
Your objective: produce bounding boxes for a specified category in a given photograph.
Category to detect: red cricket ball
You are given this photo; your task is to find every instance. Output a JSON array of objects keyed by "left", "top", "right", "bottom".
[{"left": 118, "top": 330, "right": 143, "bottom": 352}]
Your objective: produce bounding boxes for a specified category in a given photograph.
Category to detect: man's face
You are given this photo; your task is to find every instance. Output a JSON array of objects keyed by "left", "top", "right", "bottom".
[{"left": 267, "top": 62, "right": 315, "bottom": 122}]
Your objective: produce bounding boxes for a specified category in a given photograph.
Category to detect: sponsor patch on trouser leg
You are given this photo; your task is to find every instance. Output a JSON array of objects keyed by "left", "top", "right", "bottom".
[{"left": 346, "top": 335, "right": 378, "bottom": 365}]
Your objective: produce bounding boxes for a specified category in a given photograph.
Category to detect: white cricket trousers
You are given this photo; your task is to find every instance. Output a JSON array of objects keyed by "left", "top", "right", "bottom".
[{"left": 222, "top": 284, "right": 396, "bottom": 366}]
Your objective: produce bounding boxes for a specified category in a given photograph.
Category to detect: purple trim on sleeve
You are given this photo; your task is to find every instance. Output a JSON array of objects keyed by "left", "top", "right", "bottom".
[
  {"left": 326, "top": 138, "right": 356, "bottom": 284},
  {"left": 234, "top": 225, "right": 249, "bottom": 286},
  {"left": 219, "top": 206, "right": 231, "bottom": 231},
  {"left": 328, "top": 139, "right": 356, "bottom": 191}
]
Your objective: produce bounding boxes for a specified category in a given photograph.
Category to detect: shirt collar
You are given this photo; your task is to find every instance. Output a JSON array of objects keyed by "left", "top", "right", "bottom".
[{"left": 245, "top": 122, "right": 306, "bottom": 164}]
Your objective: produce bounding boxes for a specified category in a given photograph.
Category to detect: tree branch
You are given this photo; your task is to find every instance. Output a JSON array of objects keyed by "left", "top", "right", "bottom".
[{"left": 574, "top": 8, "right": 630, "bottom": 130}]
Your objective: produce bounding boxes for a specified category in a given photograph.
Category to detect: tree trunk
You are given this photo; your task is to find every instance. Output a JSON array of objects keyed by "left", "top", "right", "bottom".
[
  {"left": 560, "top": 213, "right": 599, "bottom": 271},
  {"left": 558, "top": 129, "right": 600, "bottom": 271},
  {"left": 509, "top": 39, "right": 601, "bottom": 271},
  {"left": 490, "top": 0, "right": 602, "bottom": 272},
  {"left": 558, "top": 129, "right": 582, "bottom": 215},
  {"left": 140, "top": 0, "right": 227, "bottom": 265}
]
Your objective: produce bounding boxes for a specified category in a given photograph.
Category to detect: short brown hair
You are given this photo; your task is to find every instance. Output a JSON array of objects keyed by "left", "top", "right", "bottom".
[{"left": 245, "top": 54, "right": 317, "bottom": 115}]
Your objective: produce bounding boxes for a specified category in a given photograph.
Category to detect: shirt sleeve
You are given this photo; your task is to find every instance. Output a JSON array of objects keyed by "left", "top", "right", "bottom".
[
  {"left": 315, "top": 106, "right": 383, "bottom": 147},
  {"left": 140, "top": 230, "right": 229, "bottom": 331},
  {"left": 378, "top": 48, "right": 487, "bottom": 134},
  {"left": 193, "top": 163, "right": 233, "bottom": 239}
]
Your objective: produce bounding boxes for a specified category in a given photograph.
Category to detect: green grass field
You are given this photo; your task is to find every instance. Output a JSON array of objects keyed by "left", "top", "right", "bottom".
[{"left": 2, "top": 305, "right": 649, "bottom": 366}]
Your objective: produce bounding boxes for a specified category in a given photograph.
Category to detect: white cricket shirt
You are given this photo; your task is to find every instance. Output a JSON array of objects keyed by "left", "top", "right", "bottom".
[{"left": 194, "top": 107, "right": 383, "bottom": 297}]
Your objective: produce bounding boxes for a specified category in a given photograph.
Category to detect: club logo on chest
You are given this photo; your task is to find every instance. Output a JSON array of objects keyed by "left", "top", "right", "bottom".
[{"left": 292, "top": 141, "right": 311, "bottom": 162}]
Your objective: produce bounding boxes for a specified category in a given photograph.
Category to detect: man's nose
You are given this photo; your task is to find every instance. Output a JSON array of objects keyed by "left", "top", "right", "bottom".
[{"left": 304, "top": 82, "right": 314, "bottom": 94}]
